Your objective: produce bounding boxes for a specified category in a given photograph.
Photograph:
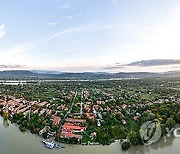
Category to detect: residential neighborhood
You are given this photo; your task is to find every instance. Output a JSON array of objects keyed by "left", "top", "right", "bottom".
[{"left": 0, "top": 78, "right": 180, "bottom": 149}]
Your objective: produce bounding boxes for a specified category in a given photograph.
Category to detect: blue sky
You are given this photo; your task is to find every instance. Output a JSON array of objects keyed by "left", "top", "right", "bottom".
[{"left": 0, "top": 0, "right": 180, "bottom": 72}]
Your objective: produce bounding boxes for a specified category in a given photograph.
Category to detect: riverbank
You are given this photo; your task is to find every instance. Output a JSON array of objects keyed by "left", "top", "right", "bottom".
[{"left": 0, "top": 117, "right": 180, "bottom": 154}]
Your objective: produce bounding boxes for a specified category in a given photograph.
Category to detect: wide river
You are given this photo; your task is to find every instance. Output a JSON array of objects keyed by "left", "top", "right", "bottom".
[{"left": 0, "top": 117, "right": 179, "bottom": 154}]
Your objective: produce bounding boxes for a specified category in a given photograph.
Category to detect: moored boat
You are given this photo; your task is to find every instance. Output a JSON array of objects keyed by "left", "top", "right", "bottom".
[
  {"left": 42, "top": 140, "right": 65, "bottom": 149},
  {"left": 42, "top": 140, "right": 55, "bottom": 149}
]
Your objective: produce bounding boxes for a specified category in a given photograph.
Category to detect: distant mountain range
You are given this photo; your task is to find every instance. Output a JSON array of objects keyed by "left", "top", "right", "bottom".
[{"left": 0, "top": 70, "right": 179, "bottom": 80}]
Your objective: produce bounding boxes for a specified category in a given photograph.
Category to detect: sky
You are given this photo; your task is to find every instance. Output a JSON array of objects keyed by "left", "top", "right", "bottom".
[{"left": 0, "top": 0, "right": 180, "bottom": 72}]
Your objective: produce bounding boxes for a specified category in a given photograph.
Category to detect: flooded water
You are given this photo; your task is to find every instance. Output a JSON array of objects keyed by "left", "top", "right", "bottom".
[
  {"left": 0, "top": 78, "right": 139, "bottom": 85},
  {"left": 0, "top": 80, "right": 27, "bottom": 85},
  {"left": 0, "top": 117, "right": 179, "bottom": 154}
]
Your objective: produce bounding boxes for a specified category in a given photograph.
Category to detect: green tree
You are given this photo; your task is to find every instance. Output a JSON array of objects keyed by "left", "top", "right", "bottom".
[
  {"left": 128, "top": 131, "right": 140, "bottom": 146},
  {"left": 175, "top": 111, "right": 180, "bottom": 123},
  {"left": 165, "top": 118, "right": 175, "bottom": 129},
  {"left": 121, "top": 140, "right": 131, "bottom": 151}
]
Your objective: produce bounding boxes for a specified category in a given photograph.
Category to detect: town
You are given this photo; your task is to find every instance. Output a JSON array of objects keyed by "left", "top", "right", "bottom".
[{"left": 0, "top": 78, "right": 179, "bottom": 150}]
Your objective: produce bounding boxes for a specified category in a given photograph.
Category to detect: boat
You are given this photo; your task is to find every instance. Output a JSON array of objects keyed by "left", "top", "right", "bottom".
[
  {"left": 42, "top": 140, "right": 65, "bottom": 149},
  {"left": 42, "top": 140, "right": 55, "bottom": 149},
  {"left": 55, "top": 143, "right": 65, "bottom": 149}
]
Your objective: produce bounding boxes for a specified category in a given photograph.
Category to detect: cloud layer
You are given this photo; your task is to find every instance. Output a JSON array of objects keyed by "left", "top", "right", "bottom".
[
  {"left": 0, "top": 64, "right": 23, "bottom": 69},
  {"left": 59, "top": 3, "right": 70, "bottom": 10},
  {"left": 128, "top": 59, "right": 180, "bottom": 67},
  {"left": 104, "top": 59, "right": 180, "bottom": 70}
]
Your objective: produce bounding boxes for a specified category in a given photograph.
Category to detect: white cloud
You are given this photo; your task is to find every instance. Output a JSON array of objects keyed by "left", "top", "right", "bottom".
[
  {"left": 59, "top": 3, "right": 70, "bottom": 10},
  {"left": 65, "top": 15, "right": 72, "bottom": 20},
  {"left": 0, "top": 24, "right": 99, "bottom": 65},
  {"left": 46, "top": 23, "right": 98, "bottom": 41},
  {"left": 0, "top": 64, "right": 23, "bottom": 69},
  {"left": 110, "top": 0, "right": 117, "bottom": 4},
  {"left": 0, "top": 41, "right": 38, "bottom": 66},
  {"left": 0, "top": 24, "right": 6, "bottom": 39},
  {"left": 2, "top": 22, "right": 178, "bottom": 72},
  {"left": 48, "top": 22, "right": 58, "bottom": 26},
  {"left": 46, "top": 23, "right": 132, "bottom": 41}
]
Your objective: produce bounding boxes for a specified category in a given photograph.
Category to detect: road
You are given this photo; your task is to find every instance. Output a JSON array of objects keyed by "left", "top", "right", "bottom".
[
  {"left": 80, "top": 89, "right": 83, "bottom": 115},
  {"left": 58, "top": 91, "right": 77, "bottom": 132}
]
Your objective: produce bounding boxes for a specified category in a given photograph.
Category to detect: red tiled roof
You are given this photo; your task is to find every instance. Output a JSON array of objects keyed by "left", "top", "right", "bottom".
[
  {"left": 133, "top": 116, "right": 139, "bottom": 120},
  {"left": 86, "top": 113, "right": 95, "bottom": 120},
  {"left": 66, "top": 118, "right": 86, "bottom": 123},
  {"left": 61, "top": 131, "right": 82, "bottom": 139},
  {"left": 63, "top": 124, "right": 86, "bottom": 130},
  {"left": 106, "top": 106, "right": 111, "bottom": 111},
  {"left": 52, "top": 116, "right": 61, "bottom": 125}
]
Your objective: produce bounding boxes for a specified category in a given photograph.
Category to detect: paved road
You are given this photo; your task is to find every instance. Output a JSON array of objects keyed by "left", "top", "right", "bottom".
[
  {"left": 80, "top": 89, "right": 83, "bottom": 115},
  {"left": 58, "top": 91, "right": 77, "bottom": 132}
]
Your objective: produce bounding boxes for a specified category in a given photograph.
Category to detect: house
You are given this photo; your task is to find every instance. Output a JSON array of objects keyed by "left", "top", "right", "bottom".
[
  {"left": 62, "top": 123, "right": 86, "bottom": 133},
  {"left": 38, "top": 101, "right": 47, "bottom": 107},
  {"left": 65, "top": 118, "right": 86, "bottom": 124},
  {"left": 51, "top": 116, "right": 61, "bottom": 125},
  {"left": 97, "top": 119, "right": 101, "bottom": 127},
  {"left": 86, "top": 113, "right": 95, "bottom": 120},
  {"left": 93, "top": 105, "right": 99, "bottom": 110},
  {"left": 61, "top": 131, "right": 82, "bottom": 140},
  {"left": 33, "top": 109, "right": 39, "bottom": 114},
  {"left": 122, "top": 119, "right": 126, "bottom": 125},
  {"left": 39, "top": 126, "right": 50, "bottom": 135},
  {"left": 106, "top": 106, "right": 111, "bottom": 112},
  {"left": 122, "top": 104, "right": 127, "bottom": 109},
  {"left": 133, "top": 116, "right": 139, "bottom": 120},
  {"left": 90, "top": 132, "right": 97, "bottom": 140},
  {"left": 84, "top": 105, "right": 91, "bottom": 112},
  {"left": 39, "top": 109, "right": 46, "bottom": 116}
]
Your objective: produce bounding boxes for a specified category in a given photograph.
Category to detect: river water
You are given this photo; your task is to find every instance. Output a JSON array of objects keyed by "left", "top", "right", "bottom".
[{"left": 0, "top": 117, "right": 179, "bottom": 154}]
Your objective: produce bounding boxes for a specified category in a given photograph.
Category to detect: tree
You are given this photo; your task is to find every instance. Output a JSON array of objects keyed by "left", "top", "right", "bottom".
[
  {"left": 115, "top": 113, "right": 123, "bottom": 121},
  {"left": 55, "top": 133, "right": 61, "bottom": 141},
  {"left": 19, "top": 125, "right": 26, "bottom": 132},
  {"left": 3, "top": 108, "right": 9, "bottom": 120},
  {"left": 175, "top": 111, "right": 180, "bottom": 123},
  {"left": 128, "top": 131, "right": 140, "bottom": 146},
  {"left": 121, "top": 140, "right": 131, "bottom": 151},
  {"left": 165, "top": 118, "right": 175, "bottom": 129}
]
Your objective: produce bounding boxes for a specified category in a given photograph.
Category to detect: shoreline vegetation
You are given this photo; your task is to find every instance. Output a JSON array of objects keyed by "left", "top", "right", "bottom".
[{"left": 0, "top": 78, "right": 179, "bottom": 150}]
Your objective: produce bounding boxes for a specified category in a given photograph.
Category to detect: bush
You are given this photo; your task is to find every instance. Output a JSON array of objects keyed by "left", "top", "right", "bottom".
[
  {"left": 121, "top": 140, "right": 131, "bottom": 150},
  {"left": 19, "top": 125, "right": 26, "bottom": 132}
]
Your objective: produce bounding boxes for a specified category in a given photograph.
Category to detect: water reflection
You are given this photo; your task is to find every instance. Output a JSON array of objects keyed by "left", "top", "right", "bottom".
[
  {"left": 126, "top": 136, "right": 175, "bottom": 154},
  {"left": 0, "top": 116, "right": 179, "bottom": 154},
  {"left": 3, "top": 119, "right": 9, "bottom": 128},
  {"left": 151, "top": 136, "right": 174, "bottom": 150}
]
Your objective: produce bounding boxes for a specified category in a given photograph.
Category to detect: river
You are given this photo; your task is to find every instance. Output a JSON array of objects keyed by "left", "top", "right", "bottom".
[{"left": 0, "top": 117, "right": 179, "bottom": 154}]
